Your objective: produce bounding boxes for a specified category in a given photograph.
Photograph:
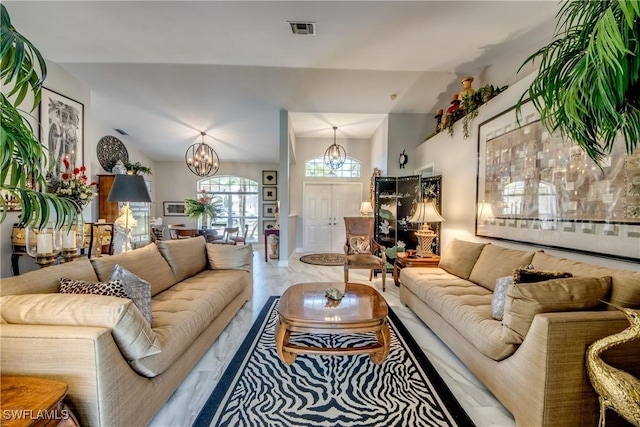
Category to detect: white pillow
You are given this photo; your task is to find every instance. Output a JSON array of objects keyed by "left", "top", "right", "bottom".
[{"left": 492, "top": 276, "right": 513, "bottom": 320}]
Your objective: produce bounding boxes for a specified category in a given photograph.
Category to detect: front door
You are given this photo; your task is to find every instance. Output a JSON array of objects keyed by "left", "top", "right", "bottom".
[{"left": 303, "top": 183, "right": 361, "bottom": 252}]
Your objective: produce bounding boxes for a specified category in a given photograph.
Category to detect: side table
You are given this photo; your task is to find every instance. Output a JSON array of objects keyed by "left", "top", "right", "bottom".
[
  {"left": 1, "top": 376, "right": 79, "bottom": 427},
  {"left": 393, "top": 253, "right": 441, "bottom": 287}
]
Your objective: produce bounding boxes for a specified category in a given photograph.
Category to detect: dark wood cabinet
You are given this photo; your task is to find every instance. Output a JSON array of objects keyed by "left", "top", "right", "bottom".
[{"left": 97, "top": 174, "right": 119, "bottom": 222}]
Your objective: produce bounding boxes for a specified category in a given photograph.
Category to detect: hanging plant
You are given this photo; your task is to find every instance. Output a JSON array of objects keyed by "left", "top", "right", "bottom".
[{"left": 519, "top": 0, "right": 640, "bottom": 164}]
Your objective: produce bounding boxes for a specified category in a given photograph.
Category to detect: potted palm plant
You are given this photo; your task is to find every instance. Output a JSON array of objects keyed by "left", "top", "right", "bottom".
[
  {"left": 184, "top": 190, "right": 223, "bottom": 229},
  {"left": 1, "top": 4, "right": 78, "bottom": 228},
  {"left": 519, "top": 0, "right": 639, "bottom": 164}
]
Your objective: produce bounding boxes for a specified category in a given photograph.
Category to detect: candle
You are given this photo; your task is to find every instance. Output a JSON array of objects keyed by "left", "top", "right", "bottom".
[
  {"left": 37, "top": 233, "right": 53, "bottom": 254},
  {"left": 62, "top": 231, "right": 76, "bottom": 249}
]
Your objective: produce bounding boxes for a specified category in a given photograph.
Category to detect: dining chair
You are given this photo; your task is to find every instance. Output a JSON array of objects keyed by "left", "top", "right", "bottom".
[
  {"left": 219, "top": 227, "right": 239, "bottom": 244},
  {"left": 231, "top": 224, "right": 249, "bottom": 245},
  {"left": 167, "top": 224, "right": 186, "bottom": 240}
]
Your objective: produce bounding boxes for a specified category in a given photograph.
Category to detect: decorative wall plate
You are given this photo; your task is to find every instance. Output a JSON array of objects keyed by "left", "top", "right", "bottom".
[{"left": 97, "top": 135, "right": 129, "bottom": 172}]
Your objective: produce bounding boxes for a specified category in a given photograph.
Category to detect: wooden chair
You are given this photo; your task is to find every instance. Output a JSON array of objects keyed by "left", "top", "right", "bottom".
[
  {"left": 343, "top": 217, "right": 387, "bottom": 291},
  {"left": 214, "top": 227, "right": 239, "bottom": 244},
  {"left": 167, "top": 224, "right": 186, "bottom": 240},
  {"left": 89, "top": 223, "right": 114, "bottom": 258},
  {"left": 231, "top": 224, "right": 249, "bottom": 245}
]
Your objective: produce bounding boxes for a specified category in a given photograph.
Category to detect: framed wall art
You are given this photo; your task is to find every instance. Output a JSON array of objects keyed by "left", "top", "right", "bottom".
[
  {"left": 163, "top": 201, "right": 187, "bottom": 216},
  {"left": 263, "top": 220, "right": 276, "bottom": 231},
  {"left": 40, "top": 88, "right": 84, "bottom": 175},
  {"left": 262, "top": 186, "right": 277, "bottom": 201},
  {"left": 262, "top": 170, "right": 277, "bottom": 186},
  {"left": 476, "top": 100, "right": 640, "bottom": 261},
  {"left": 262, "top": 203, "right": 276, "bottom": 218}
]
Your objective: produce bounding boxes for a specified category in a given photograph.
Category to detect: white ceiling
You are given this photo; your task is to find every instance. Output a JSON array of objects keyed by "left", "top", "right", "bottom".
[{"left": 6, "top": 1, "right": 560, "bottom": 163}]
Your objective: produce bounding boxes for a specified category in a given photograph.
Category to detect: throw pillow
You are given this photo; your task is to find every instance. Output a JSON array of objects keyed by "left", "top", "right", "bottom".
[
  {"left": 108, "top": 264, "right": 153, "bottom": 324},
  {"left": 438, "top": 239, "right": 487, "bottom": 280},
  {"left": 349, "top": 236, "right": 370, "bottom": 254},
  {"left": 492, "top": 276, "right": 513, "bottom": 320},
  {"left": 206, "top": 243, "right": 253, "bottom": 271},
  {"left": 501, "top": 276, "right": 612, "bottom": 344},
  {"left": 513, "top": 268, "right": 573, "bottom": 284},
  {"left": 59, "top": 278, "right": 128, "bottom": 298}
]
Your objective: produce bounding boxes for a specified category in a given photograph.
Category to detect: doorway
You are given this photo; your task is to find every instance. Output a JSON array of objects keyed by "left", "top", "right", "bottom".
[{"left": 303, "top": 182, "right": 362, "bottom": 252}]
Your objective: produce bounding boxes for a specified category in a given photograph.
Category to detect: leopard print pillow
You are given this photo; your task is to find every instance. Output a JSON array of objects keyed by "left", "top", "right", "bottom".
[
  {"left": 349, "top": 236, "right": 371, "bottom": 254},
  {"left": 59, "top": 278, "right": 128, "bottom": 298}
]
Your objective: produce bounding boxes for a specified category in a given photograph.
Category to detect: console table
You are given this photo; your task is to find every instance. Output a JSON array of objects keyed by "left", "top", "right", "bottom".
[{"left": 264, "top": 229, "right": 279, "bottom": 262}]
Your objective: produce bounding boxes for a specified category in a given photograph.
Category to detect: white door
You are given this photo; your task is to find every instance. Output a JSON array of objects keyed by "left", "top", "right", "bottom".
[{"left": 303, "top": 183, "right": 361, "bottom": 252}]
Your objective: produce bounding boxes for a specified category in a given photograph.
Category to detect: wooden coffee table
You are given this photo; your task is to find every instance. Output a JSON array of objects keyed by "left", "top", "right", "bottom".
[{"left": 276, "top": 282, "right": 390, "bottom": 365}]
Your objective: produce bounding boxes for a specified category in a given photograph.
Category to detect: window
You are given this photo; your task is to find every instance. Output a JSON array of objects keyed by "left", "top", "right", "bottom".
[
  {"left": 305, "top": 156, "right": 361, "bottom": 178},
  {"left": 197, "top": 176, "right": 259, "bottom": 242}
]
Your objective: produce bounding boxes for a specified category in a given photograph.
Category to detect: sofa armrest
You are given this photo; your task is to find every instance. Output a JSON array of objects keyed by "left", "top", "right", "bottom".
[
  {"left": 505, "top": 310, "right": 638, "bottom": 426},
  {"left": 0, "top": 324, "right": 138, "bottom": 427}
]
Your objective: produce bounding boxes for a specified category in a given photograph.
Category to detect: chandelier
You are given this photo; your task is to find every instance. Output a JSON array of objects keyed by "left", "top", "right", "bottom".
[
  {"left": 323, "top": 126, "right": 346, "bottom": 170},
  {"left": 185, "top": 132, "right": 220, "bottom": 177}
]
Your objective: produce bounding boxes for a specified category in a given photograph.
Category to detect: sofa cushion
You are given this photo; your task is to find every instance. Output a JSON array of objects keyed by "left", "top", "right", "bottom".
[
  {"left": 400, "top": 268, "right": 517, "bottom": 360},
  {"left": 513, "top": 267, "right": 572, "bottom": 284},
  {"left": 0, "top": 259, "right": 98, "bottom": 296},
  {"left": 501, "top": 276, "right": 612, "bottom": 344},
  {"left": 130, "top": 269, "right": 251, "bottom": 377},
  {"left": 469, "top": 245, "right": 535, "bottom": 291},
  {"left": 531, "top": 251, "right": 640, "bottom": 308},
  {"left": 91, "top": 243, "right": 177, "bottom": 296},
  {"left": 157, "top": 236, "right": 208, "bottom": 282},
  {"left": 438, "top": 239, "right": 487, "bottom": 279},
  {"left": 108, "top": 265, "right": 153, "bottom": 324},
  {"left": 59, "top": 278, "right": 128, "bottom": 298},
  {"left": 0, "top": 293, "right": 160, "bottom": 361},
  {"left": 206, "top": 243, "right": 253, "bottom": 271}
]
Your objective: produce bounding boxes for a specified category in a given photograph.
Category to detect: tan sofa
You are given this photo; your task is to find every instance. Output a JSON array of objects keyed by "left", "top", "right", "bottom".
[
  {"left": 0, "top": 236, "right": 252, "bottom": 427},
  {"left": 399, "top": 239, "right": 640, "bottom": 427}
]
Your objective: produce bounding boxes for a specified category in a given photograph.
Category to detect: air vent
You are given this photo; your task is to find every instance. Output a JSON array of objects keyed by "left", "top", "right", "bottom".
[
  {"left": 288, "top": 21, "right": 316, "bottom": 35},
  {"left": 115, "top": 128, "right": 129, "bottom": 136}
]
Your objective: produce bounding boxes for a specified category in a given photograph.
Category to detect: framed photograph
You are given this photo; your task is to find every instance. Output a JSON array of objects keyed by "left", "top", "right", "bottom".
[
  {"left": 262, "top": 170, "right": 277, "bottom": 186},
  {"left": 262, "top": 186, "right": 277, "bottom": 201},
  {"left": 263, "top": 203, "right": 276, "bottom": 218},
  {"left": 476, "top": 99, "right": 640, "bottom": 261},
  {"left": 163, "top": 201, "right": 187, "bottom": 216},
  {"left": 40, "top": 88, "right": 84, "bottom": 175},
  {"left": 263, "top": 220, "right": 276, "bottom": 231}
]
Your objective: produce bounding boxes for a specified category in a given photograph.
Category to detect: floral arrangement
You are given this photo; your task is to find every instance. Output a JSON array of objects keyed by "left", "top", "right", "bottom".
[
  {"left": 51, "top": 157, "right": 97, "bottom": 210},
  {"left": 185, "top": 189, "right": 223, "bottom": 224}
]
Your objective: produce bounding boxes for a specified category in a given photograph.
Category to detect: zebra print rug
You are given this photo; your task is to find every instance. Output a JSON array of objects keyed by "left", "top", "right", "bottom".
[{"left": 194, "top": 296, "right": 474, "bottom": 427}]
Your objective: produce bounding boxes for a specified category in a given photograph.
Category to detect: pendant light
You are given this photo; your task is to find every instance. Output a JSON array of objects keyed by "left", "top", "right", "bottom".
[
  {"left": 324, "top": 126, "right": 346, "bottom": 170},
  {"left": 185, "top": 132, "right": 220, "bottom": 177}
]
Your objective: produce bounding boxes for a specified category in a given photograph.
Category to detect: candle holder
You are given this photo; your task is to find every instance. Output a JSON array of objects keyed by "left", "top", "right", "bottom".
[
  {"left": 60, "top": 217, "right": 84, "bottom": 262},
  {"left": 25, "top": 224, "right": 62, "bottom": 268}
]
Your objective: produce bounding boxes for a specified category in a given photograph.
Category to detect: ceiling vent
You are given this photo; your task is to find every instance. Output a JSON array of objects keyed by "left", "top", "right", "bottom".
[{"left": 288, "top": 21, "right": 316, "bottom": 36}]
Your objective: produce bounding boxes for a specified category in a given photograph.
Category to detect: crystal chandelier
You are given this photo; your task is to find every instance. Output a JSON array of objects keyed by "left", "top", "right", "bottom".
[
  {"left": 323, "top": 126, "right": 346, "bottom": 170},
  {"left": 185, "top": 132, "right": 220, "bottom": 177}
]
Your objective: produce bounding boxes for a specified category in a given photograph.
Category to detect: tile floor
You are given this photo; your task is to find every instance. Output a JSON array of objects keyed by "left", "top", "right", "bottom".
[{"left": 148, "top": 247, "right": 515, "bottom": 427}]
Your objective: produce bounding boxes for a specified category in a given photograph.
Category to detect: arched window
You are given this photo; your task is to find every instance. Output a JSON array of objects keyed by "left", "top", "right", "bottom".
[
  {"left": 304, "top": 156, "right": 361, "bottom": 177},
  {"left": 197, "top": 176, "right": 259, "bottom": 242}
]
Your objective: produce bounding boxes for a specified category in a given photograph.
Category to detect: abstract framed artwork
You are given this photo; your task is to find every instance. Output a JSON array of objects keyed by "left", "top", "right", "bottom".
[
  {"left": 262, "top": 170, "right": 277, "bottom": 186},
  {"left": 476, "top": 99, "right": 640, "bottom": 261},
  {"left": 263, "top": 220, "right": 277, "bottom": 231},
  {"left": 163, "top": 201, "right": 187, "bottom": 216},
  {"left": 262, "top": 203, "right": 276, "bottom": 218},
  {"left": 39, "top": 88, "right": 84, "bottom": 175},
  {"left": 262, "top": 186, "right": 277, "bottom": 201}
]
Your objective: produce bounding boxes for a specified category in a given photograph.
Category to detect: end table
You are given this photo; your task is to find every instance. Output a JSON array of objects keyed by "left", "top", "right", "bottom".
[{"left": 393, "top": 252, "right": 441, "bottom": 287}]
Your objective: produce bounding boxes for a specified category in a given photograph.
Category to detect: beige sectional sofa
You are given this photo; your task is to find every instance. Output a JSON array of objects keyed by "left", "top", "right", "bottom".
[
  {"left": 0, "top": 236, "right": 252, "bottom": 427},
  {"left": 399, "top": 239, "right": 640, "bottom": 427}
]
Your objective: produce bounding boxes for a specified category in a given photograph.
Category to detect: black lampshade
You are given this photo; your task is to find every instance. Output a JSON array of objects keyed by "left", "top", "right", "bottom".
[{"left": 107, "top": 174, "right": 152, "bottom": 203}]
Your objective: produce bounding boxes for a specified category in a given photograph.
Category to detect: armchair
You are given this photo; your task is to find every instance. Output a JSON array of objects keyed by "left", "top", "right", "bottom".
[{"left": 343, "top": 217, "right": 387, "bottom": 291}]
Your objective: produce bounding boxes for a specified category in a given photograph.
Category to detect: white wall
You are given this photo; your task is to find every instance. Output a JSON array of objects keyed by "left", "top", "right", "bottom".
[
  {"left": 414, "top": 72, "right": 639, "bottom": 272},
  {"left": 386, "top": 113, "right": 432, "bottom": 177},
  {"left": 1, "top": 61, "right": 91, "bottom": 278},
  {"left": 370, "top": 116, "right": 388, "bottom": 175}
]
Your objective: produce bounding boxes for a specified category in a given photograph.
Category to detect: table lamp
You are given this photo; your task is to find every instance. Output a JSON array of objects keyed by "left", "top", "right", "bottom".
[
  {"left": 409, "top": 200, "right": 445, "bottom": 257},
  {"left": 360, "top": 201, "right": 374, "bottom": 217},
  {"left": 108, "top": 174, "right": 152, "bottom": 252}
]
